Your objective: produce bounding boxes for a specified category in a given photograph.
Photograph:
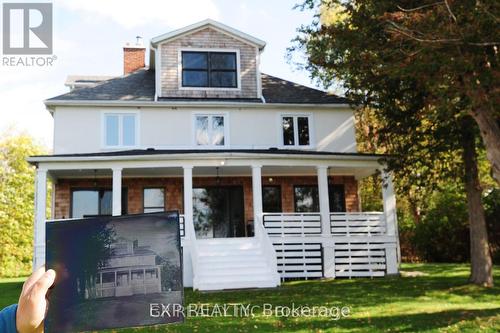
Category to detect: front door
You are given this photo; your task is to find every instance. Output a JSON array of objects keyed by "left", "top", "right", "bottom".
[{"left": 193, "top": 186, "right": 245, "bottom": 238}]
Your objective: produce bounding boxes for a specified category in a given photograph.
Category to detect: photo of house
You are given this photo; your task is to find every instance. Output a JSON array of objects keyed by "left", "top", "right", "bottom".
[
  {"left": 45, "top": 212, "right": 183, "bottom": 331},
  {"left": 30, "top": 19, "right": 400, "bottom": 292},
  {"left": 90, "top": 238, "right": 162, "bottom": 299}
]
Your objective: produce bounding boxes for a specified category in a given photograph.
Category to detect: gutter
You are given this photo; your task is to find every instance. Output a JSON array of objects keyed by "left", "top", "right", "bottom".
[
  {"left": 27, "top": 152, "right": 385, "bottom": 164},
  {"left": 43, "top": 99, "right": 352, "bottom": 109}
]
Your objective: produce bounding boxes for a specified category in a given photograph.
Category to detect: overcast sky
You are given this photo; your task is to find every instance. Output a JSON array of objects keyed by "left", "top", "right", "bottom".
[{"left": 0, "top": 0, "right": 319, "bottom": 148}]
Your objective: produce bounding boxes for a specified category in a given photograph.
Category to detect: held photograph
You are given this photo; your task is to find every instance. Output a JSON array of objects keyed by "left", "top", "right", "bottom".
[{"left": 45, "top": 212, "right": 183, "bottom": 331}]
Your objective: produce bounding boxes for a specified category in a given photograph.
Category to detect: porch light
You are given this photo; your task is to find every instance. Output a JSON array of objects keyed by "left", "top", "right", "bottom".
[
  {"left": 268, "top": 177, "right": 274, "bottom": 183},
  {"left": 220, "top": 160, "right": 225, "bottom": 166}
]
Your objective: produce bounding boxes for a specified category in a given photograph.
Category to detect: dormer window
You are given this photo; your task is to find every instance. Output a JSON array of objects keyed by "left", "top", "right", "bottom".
[{"left": 181, "top": 51, "right": 237, "bottom": 88}]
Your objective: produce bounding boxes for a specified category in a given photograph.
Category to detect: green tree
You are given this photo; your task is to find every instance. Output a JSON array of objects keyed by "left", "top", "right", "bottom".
[
  {"left": 290, "top": 0, "right": 498, "bottom": 286},
  {"left": 0, "top": 131, "right": 48, "bottom": 277}
]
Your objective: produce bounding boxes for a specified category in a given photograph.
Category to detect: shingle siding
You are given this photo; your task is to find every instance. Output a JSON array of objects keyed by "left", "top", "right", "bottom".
[{"left": 160, "top": 27, "right": 259, "bottom": 99}]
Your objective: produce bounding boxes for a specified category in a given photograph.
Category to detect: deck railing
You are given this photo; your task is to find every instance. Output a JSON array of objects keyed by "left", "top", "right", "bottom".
[
  {"left": 262, "top": 213, "right": 322, "bottom": 237},
  {"left": 330, "top": 212, "right": 386, "bottom": 236}
]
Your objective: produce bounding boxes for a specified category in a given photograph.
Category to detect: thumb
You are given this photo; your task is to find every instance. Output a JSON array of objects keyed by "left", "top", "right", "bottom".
[{"left": 30, "top": 269, "right": 56, "bottom": 300}]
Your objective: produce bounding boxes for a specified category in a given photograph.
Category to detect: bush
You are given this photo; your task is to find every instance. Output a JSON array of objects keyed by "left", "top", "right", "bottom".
[{"left": 413, "top": 187, "right": 470, "bottom": 262}]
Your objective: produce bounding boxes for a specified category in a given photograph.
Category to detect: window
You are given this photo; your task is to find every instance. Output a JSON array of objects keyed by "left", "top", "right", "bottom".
[
  {"left": 71, "top": 188, "right": 128, "bottom": 218},
  {"left": 281, "top": 115, "right": 311, "bottom": 146},
  {"left": 294, "top": 185, "right": 319, "bottom": 212},
  {"left": 195, "top": 114, "right": 226, "bottom": 146},
  {"left": 182, "top": 51, "right": 237, "bottom": 88},
  {"left": 104, "top": 113, "right": 137, "bottom": 147},
  {"left": 262, "top": 186, "right": 282, "bottom": 213},
  {"left": 143, "top": 188, "right": 165, "bottom": 213},
  {"left": 329, "top": 184, "right": 346, "bottom": 212}
]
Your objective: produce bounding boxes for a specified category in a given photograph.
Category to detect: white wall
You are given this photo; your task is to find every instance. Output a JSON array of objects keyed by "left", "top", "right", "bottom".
[{"left": 52, "top": 106, "right": 357, "bottom": 154}]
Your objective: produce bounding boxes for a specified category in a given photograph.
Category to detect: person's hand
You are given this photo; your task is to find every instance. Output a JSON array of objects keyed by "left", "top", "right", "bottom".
[{"left": 16, "top": 266, "right": 56, "bottom": 333}]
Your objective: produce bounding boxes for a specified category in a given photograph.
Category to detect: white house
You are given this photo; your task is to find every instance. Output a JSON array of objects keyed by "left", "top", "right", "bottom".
[{"left": 29, "top": 19, "right": 400, "bottom": 291}]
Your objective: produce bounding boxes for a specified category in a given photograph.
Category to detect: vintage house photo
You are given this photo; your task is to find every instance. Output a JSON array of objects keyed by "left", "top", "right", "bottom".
[
  {"left": 31, "top": 19, "right": 400, "bottom": 291},
  {"left": 45, "top": 212, "right": 183, "bottom": 331}
]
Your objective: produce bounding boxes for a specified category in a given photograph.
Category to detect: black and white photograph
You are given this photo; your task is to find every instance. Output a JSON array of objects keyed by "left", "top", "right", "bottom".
[{"left": 45, "top": 212, "right": 183, "bottom": 332}]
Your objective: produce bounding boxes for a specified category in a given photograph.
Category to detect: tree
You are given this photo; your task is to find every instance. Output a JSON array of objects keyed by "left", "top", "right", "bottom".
[
  {"left": 294, "top": 0, "right": 500, "bottom": 185},
  {"left": 0, "top": 131, "right": 48, "bottom": 277},
  {"left": 290, "top": 0, "right": 497, "bottom": 286}
]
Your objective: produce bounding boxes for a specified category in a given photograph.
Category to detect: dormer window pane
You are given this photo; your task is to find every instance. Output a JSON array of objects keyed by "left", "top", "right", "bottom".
[
  {"left": 182, "top": 71, "right": 208, "bottom": 87},
  {"left": 210, "top": 53, "right": 236, "bottom": 70},
  {"left": 182, "top": 52, "right": 208, "bottom": 69},
  {"left": 210, "top": 71, "right": 236, "bottom": 88}
]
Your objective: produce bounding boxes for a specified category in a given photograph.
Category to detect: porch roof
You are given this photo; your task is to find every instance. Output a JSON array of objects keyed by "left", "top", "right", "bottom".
[{"left": 29, "top": 148, "right": 387, "bottom": 162}]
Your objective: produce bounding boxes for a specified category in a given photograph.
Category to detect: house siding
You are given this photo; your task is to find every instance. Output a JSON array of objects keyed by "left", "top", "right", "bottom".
[
  {"left": 53, "top": 176, "right": 359, "bottom": 220},
  {"left": 160, "top": 27, "right": 258, "bottom": 98}
]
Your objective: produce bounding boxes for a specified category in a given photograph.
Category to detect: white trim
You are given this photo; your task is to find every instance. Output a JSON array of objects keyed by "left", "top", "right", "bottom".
[
  {"left": 45, "top": 99, "right": 351, "bottom": 109},
  {"left": 150, "top": 19, "right": 266, "bottom": 49},
  {"left": 177, "top": 48, "right": 241, "bottom": 91},
  {"left": 256, "top": 47, "right": 262, "bottom": 99},
  {"left": 154, "top": 45, "right": 162, "bottom": 98},
  {"left": 278, "top": 113, "right": 315, "bottom": 149},
  {"left": 191, "top": 111, "right": 230, "bottom": 148},
  {"left": 101, "top": 110, "right": 140, "bottom": 149}
]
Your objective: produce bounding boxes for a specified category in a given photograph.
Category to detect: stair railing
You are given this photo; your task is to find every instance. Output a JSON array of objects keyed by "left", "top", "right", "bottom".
[{"left": 255, "top": 214, "right": 280, "bottom": 283}]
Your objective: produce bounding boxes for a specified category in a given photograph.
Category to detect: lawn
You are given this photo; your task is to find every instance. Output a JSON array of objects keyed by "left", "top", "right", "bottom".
[{"left": 1, "top": 264, "right": 499, "bottom": 332}]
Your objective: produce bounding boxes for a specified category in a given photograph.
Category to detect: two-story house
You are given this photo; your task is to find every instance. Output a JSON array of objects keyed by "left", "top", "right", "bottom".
[{"left": 29, "top": 19, "right": 400, "bottom": 290}]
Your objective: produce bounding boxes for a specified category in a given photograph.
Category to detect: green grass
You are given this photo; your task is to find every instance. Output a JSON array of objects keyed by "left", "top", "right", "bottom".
[{"left": 1, "top": 264, "right": 499, "bottom": 332}]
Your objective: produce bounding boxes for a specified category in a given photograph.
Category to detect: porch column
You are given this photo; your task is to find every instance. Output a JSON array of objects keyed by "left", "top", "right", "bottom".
[
  {"left": 183, "top": 166, "right": 194, "bottom": 239},
  {"left": 317, "top": 166, "right": 331, "bottom": 236},
  {"left": 382, "top": 169, "right": 399, "bottom": 275},
  {"left": 112, "top": 167, "right": 122, "bottom": 216},
  {"left": 251, "top": 164, "right": 263, "bottom": 238},
  {"left": 33, "top": 168, "right": 47, "bottom": 269}
]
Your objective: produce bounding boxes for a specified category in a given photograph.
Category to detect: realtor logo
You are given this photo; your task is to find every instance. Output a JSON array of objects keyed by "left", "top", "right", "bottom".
[{"left": 2, "top": 2, "right": 53, "bottom": 54}]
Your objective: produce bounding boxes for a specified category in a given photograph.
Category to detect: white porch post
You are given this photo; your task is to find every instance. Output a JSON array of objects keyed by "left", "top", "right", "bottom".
[
  {"left": 112, "top": 167, "right": 122, "bottom": 216},
  {"left": 251, "top": 164, "right": 263, "bottom": 238},
  {"left": 382, "top": 169, "right": 399, "bottom": 275},
  {"left": 317, "top": 166, "right": 335, "bottom": 278},
  {"left": 317, "top": 166, "right": 331, "bottom": 236},
  {"left": 33, "top": 168, "right": 47, "bottom": 270},
  {"left": 183, "top": 166, "right": 194, "bottom": 239}
]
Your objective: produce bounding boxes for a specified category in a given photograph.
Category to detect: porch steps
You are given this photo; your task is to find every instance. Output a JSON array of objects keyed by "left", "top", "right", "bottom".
[{"left": 193, "top": 238, "right": 280, "bottom": 291}]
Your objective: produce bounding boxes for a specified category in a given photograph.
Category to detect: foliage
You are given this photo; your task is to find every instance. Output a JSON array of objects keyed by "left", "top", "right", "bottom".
[
  {"left": 413, "top": 185, "right": 470, "bottom": 262},
  {"left": 0, "top": 131, "right": 48, "bottom": 277},
  {"left": 2, "top": 263, "right": 500, "bottom": 332},
  {"left": 484, "top": 189, "right": 500, "bottom": 263}
]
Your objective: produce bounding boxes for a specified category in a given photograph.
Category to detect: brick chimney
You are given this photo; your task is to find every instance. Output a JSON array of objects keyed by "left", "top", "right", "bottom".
[{"left": 123, "top": 36, "right": 145, "bottom": 75}]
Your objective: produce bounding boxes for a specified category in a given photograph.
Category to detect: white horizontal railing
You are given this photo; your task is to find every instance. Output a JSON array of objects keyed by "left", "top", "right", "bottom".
[
  {"left": 262, "top": 213, "right": 322, "bottom": 237},
  {"left": 330, "top": 212, "right": 386, "bottom": 236}
]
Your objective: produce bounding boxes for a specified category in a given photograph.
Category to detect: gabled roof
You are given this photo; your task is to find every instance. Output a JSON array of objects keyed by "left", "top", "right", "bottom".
[
  {"left": 45, "top": 69, "right": 350, "bottom": 106},
  {"left": 150, "top": 19, "right": 266, "bottom": 50}
]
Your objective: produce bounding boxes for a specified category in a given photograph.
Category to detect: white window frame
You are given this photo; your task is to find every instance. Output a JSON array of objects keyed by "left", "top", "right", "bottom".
[
  {"left": 178, "top": 48, "right": 241, "bottom": 91},
  {"left": 192, "top": 112, "right": 230, "bottom": 148},
  {"left": 101, "top": 111, "right": 140, "bottom": 149},
  {"left": 279, "top": 113, "right": 314, "bottom": 148}
]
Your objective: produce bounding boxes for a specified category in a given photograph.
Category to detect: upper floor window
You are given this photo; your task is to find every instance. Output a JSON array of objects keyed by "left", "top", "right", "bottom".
[
  {"left": 182, "top": 51, "right": 237, "bottom": 88},
  {"left": 195, "top": 114, "right": 226, "bottom": 146},
  {"left": 281, "top": 115, "right": 311, "bottom": 147},
  {"left": 104, "top": 113, "right": 137, "bottom": 148}
]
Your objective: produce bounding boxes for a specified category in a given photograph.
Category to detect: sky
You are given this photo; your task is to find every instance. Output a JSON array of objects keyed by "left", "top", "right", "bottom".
[{"left": 0, "top": 0, "right": 320, "bottom": 148}]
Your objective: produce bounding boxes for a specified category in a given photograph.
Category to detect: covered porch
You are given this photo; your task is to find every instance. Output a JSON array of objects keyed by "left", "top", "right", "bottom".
[{"left": 29, "top": 150, "right": 400, "bottom": 290}]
